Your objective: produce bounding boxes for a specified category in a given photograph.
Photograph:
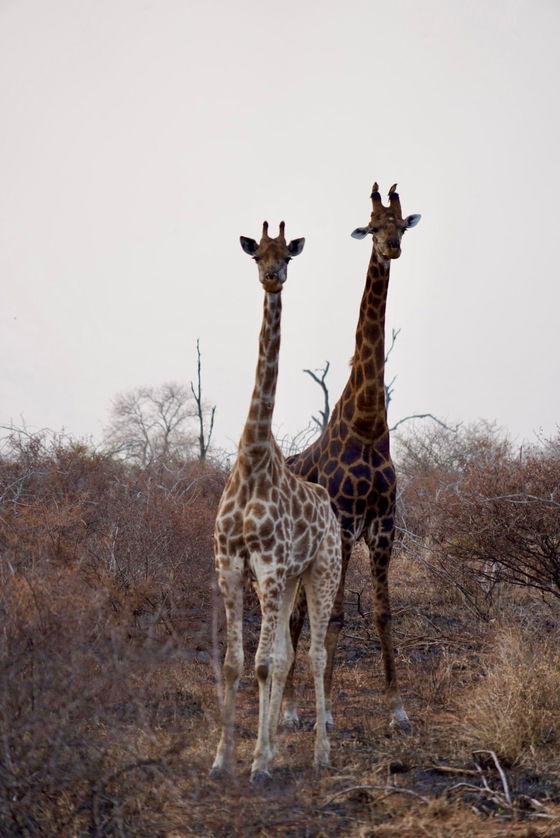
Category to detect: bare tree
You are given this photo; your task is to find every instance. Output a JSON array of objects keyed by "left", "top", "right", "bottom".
[
  {"left": 384, "top": 327, "right": 400, "bottom": 410},
  {"left": 103, "top": 382, "right": 197, "bottom": 467},
  {"left": 385, "top": 327, "right": 456, "bottom": 433},
  {"left": 303, "top": 361, "right": 331, "bottom": 432},
  {"left": 190, "top": 338, "right": 216, "bottom": 462}
]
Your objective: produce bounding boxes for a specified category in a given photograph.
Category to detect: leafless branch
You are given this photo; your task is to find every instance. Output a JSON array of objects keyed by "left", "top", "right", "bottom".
[
  {"left": 384, "top": 328, "right": 401, "bottom": 408},
  {"left": 385, "top": 327, "right": 401, "bottom": 364},
  {"left": 303, "top": 361, "right": 331, "bottom": 431},
  {"left": 390, "top": 413, "right": 459, "bottom": 433}
]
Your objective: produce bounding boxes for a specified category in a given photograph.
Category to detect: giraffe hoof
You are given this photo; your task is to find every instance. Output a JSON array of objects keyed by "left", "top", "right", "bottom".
[
  {"left": 250, "top": 769, "right": 272, "bottom": 785},
  {"left": 390, "top": 714, "right": 412, "bottom": 735},
  {"left": 282, "top": 709, "right": 301, "bottom": 729},
  {"left": 313, "top": 761, "right": 329, "bottom": 777},
  {"left": 208, "top": 765, "right": 230, "bottom": 781}
]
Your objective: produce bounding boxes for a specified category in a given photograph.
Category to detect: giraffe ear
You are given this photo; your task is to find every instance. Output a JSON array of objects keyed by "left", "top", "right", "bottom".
[
  {"left": 240, "top": 236, "right": 258, "bottom": 255},
  {"left": 351, "top": 227, "right": 370, "bottom": 239},
  {"left": 404, "top": 214, "right": 421, "bottom": 229},
  {"left": 288, "top": 237, "right": 305, "bottom": 256}
]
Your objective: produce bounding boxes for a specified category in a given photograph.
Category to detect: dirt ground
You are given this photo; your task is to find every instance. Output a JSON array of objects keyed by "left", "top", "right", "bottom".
[{"left": 169, "top": 549, "right": 560, "bottom": 837}]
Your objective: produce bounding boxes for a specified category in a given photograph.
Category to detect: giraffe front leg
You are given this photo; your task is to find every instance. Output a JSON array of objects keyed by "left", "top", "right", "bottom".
[
  {"left": 250, "top": 577, "right": 280, "bottom": 783},
  {"left": 368, "top": 536, "right": 411, "bottom": 734},
  {"left": 209, "top": 559, "right": 244, "bottom": 778}
]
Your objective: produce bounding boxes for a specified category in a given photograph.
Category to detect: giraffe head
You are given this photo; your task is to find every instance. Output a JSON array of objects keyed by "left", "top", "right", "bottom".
[
  {"left": 240, "top": 221, "right": 305, "bottom": 293},
  {"left": 351, "top": 183, "right": 421, "bottom": 260}
]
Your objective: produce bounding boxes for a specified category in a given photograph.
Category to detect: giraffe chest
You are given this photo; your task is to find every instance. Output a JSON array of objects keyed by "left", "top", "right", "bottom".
[
  {"left": 214, "top": 477, "right": 331, "bottom": 579},
  {"left": 243, "top": 491, "right": 323, "bottom": 572},
  {"left": 292, "top": 438, "right": 396, "bottom": 542}
]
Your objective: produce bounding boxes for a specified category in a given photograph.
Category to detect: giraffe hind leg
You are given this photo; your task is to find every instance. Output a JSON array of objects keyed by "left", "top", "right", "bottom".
[
  {"left": 320, "top": 540, "right": 352, "bottom": 730},
  {"left": 282, "top": 580, "right": 306, "bottom": 726}
]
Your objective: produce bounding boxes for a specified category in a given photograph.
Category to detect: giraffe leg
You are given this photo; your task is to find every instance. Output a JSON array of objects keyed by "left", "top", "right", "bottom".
[
  {"left": 268, "top": 577, "right": 299, "bottom": 747},
  {"left": 251, "top": 573, "right": 282, "bottom": 782},
  {"left": 209, "top": 558, "right": 244, "bottom": 778},
  {"left": 367, "top": 535, "right": 411, "bottom": 733},
  {"left": 321, "top": 541, "right": 352, "bottom": 729},
  {"left": 302, "top": 552, "right": 340, "bottom": 770},
  {"left": 282, "top": 581, "right": 306, "bottom": 726}
]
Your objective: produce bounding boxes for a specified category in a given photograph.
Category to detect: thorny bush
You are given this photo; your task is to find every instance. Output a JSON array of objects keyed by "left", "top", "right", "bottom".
[
  {"left": 0, "top": 429, "right": 226, "bottom": 836},
  {"left": 395, "top": 422, "right": 560, "bottom": 610}
]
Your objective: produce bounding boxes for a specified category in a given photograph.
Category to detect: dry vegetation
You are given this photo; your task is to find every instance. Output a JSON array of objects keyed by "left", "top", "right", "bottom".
[{"left": 1, "top": 423, "right": 559, "bottom": 836}]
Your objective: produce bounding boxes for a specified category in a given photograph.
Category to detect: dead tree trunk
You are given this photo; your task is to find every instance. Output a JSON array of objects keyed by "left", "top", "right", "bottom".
[{"left": 190, "top": 338, "right": 216, "bottom": 461}]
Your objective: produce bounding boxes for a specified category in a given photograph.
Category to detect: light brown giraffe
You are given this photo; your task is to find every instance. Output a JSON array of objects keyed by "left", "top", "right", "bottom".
[
  {"left": 210, "top": 221, "right": 342, "bottom": 782},
  {"left": 283, "top": 183, "right": 421, "bottom": 731}
]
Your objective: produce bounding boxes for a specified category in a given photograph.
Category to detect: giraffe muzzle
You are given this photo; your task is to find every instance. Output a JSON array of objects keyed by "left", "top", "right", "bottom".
[
  {"left": 261, "top": 275, "right": 284, "bottom": 293},
  {"left": 384, "top": 245, "right": 401, "bottom": 260}
]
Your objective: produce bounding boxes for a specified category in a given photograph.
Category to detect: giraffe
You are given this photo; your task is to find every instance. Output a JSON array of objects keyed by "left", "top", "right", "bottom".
[
  {"left": 283, "top": 183, "right": 421, "bottom": 732},
  {"left": 210, "top": 221, "right": 342, "bottom": 782}
]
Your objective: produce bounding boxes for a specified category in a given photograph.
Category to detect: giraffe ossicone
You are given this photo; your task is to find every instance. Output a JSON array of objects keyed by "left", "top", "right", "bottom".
[
  {"left": 283, "top": 182, "right": 421, "bottom": 733},
  {"left": 210, "top": 221, "right": 342, "bottom": 782}
]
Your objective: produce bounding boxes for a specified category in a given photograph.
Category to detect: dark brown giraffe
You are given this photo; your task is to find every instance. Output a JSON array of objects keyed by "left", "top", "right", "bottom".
[
  {"left": 210, "top": 222, "right": 341, "bottom": 782},
  {"left": 283, "top": 183, "right": 421, "bottom": 731}
]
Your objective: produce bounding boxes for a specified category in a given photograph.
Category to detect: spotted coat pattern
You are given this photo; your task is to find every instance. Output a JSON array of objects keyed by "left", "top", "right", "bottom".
[
  {"left": 283, "top": 184, "right": 421, "bottom": 731},
  {"left": 210, "top": 223, "right": 342, "bottom": 782}
]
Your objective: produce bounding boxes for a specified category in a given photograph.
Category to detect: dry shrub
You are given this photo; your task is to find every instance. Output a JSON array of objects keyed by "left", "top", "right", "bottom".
[
  {"left": 396, "top": 422, "right": 560, "bottom": 616},
  {"left": 0, "top": 429, "right": 226, "bottom": 641},
  {"left": 413, "top": 649, "right": 458, "bottom": 710},
  {"left": 434, "top": 448, "right": 560, "bottom": 602},
  {"left": 461, "top": 626, "right": 560, "bottom": 767},
  {"left": 395, "top": 420, "right": 510, "bottom": 541},
  {"left": 0, "top": 429, "right": 226, "bottom": 835}
]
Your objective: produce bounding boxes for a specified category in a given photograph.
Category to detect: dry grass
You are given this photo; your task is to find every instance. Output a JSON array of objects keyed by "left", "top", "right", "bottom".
[{"left": 460, "top": 626, "right": 560, "bottom": 768}]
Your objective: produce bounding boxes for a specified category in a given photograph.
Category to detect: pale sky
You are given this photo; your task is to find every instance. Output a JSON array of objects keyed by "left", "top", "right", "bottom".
[{"left": 1, "top": 0, "right": 559, "bottom": 454}]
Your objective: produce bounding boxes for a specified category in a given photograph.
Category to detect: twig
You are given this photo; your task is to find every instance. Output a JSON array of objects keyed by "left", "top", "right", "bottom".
[
  {"left": 348, "top": 587, "right": 367, "bottom": 618},
  {"left": 430, "top": 762, "right": 479, "bottom": 777},
  {"left": 447, "top": 782, "right": 486, "bottom": 794},
  {"left": 320, "top": 784, "right": 430, "bottom": 808},
  {"left": 478, "top": 492, "right": 560, "bottom": 508},
  {"left": 473, "top": 750, "right": 512, "bottom": 808},
  {"left": 448, "top": 751, "right": 514, "bottom": 814}
]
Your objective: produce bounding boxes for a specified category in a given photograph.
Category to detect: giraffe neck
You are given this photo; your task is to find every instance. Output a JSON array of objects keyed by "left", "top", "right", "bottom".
[
  {"left": 336, "top": 247, "right": 390, "bottom": 441},
  {"left": 239, "top": 291, "right": 282, "bottom": 457}
]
